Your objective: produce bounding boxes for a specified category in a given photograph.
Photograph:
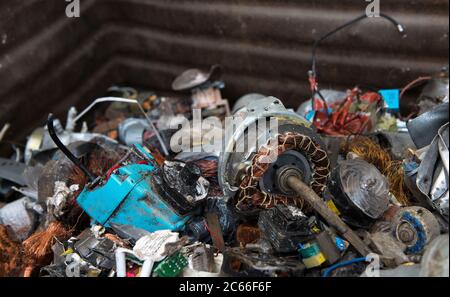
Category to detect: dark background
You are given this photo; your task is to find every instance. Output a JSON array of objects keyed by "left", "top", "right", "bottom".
[{"left": 0, "top": 0, "right": 448, "bottom": 143}]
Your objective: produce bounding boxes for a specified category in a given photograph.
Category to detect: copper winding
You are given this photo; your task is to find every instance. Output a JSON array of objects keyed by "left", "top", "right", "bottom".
[
  {"left": 345, "top": 136, "right": 411, "bottom": 206},
  {"left": 193, "top": 159, "right": 218, "bottom": 178},
  {"left": 104, "top": 233, "right": 130, "bottom": 248},
  {"left": 236, "top": 132, "right": 330, "bottom": 212},
  {"left": 22, "top": 221, "right": 72, "bottom": 276},
  {"left": 0, "top": 225, "right": 24, "bottom": 277},
  {"left": 236, "top": 224, "right": 261, "bottom": 247}
]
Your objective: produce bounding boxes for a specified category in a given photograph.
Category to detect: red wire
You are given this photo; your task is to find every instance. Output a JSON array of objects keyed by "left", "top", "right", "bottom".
[
  {"left": 400, "top": 76, "right": 432, "bottom": 99},
  {"left": 105, "top": 161, "right": 149, "bottom": 180},
  {"left": 106, "top": 164, "right": 122, "bottom": 180}
]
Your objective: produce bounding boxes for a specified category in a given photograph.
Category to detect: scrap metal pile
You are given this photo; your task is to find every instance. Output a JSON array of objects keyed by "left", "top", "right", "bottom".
[{"left": 0, "top": 15, "right": 449, "bottom": 278}]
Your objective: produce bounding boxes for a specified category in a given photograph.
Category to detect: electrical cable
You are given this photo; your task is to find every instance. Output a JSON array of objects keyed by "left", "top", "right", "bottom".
[
  {"left": 399, "top": 76, "right": 432, "bottom": 99},
  {"left": 322, "top": 257, "right": 368, "bottom": 277},
  {"left": 311, "top": 13, "right": 405, "bottom": 78},
  {"left": 47, "top": 114, "right": 97, "bottom": 182},
  {"left": 73, "top": 97, "right": 169, "bottom": 156},
  {"left": 309, "top": 13, "right": 406, "bottom": 111}
]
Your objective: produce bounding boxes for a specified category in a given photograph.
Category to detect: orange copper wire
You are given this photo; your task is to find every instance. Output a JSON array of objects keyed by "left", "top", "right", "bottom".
[
  {"left": 22, "top": 221, "right": 72, "bottom": 276},
  {"left": 345, "top": 136, "right": 411, "bottom": 206},
  {"left": 0, "top": 225, "right": 24, "bottom": 277},
  {"left": 236, "top": 132, "right": 330, "bottom": 212},
  {"left": 194, "top": 159, "right": 218, "bottom": 178}
]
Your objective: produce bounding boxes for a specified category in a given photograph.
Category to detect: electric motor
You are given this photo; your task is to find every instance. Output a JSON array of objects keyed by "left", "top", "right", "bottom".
[{"left": 218, "top": 96, "right": 330, "bottom": 214}]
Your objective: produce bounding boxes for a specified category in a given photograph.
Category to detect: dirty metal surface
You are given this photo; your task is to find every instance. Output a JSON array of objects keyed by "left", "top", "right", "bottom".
[{"left": 0, "top": 0, "right": 448, "bottom": 143}]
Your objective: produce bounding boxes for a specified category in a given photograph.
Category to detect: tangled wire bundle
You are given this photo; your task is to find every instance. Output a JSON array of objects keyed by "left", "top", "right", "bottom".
[
  {"left": 345, "top": 137, "right": 411, "bottom": 206},
  {"left": 22, "top": 221, "right": 72, "bottom": 276},
  {"left": 236, "top": 132, "right": 330, "bottom": 212}
]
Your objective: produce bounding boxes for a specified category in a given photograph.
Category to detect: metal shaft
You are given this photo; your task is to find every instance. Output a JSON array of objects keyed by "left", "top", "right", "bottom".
[{"left": 286, "top": 175, "right": 371, "bottom": 257}]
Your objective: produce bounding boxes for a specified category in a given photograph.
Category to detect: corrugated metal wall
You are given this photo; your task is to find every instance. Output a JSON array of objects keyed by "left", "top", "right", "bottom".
[{"left": 0, "top": 0, "right": 448, "bottom": 142}]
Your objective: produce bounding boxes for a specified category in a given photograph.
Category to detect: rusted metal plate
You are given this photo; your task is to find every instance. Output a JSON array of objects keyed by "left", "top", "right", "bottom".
[{"left": 0, "top": 0, "right": 448, "bottom": 144}]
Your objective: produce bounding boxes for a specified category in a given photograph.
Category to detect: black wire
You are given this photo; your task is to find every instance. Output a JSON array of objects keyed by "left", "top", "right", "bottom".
[
  {"left": 47, "top": 114, "right": 96, "bottom": 182},
  {"left": 312, "top": 14, "right": 366, "bottom": 78},
  {"left": 309, "top": 13, "right": 405, "bottom": 114},
  {"left": 311, "top": 13, "right": 406, "bottom": 80}
]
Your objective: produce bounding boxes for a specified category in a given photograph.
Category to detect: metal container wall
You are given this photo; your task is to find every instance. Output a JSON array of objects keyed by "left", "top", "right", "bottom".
[{"left": 0, "top": 0, "right": 448, "bottom": 141}]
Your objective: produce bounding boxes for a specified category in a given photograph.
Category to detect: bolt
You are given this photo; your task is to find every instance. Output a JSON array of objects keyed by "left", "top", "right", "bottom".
[{"left": 398, "top": 223, "right": 415, "bottom": 243}]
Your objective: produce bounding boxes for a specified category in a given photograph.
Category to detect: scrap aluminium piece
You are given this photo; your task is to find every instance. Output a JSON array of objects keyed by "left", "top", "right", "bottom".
[
  {"left": 232, "top": 93, "right": 266, "bottom": 114},
  {"left": 365, "top": 231, "right": 410, "bottom": 268},
  {"left": 405, "top": 122, "right": 449, "bottom": 220},
  {"left": 0, "top": 158, "right": 27, "bottom": 186},
  {"left": 407, "top": 102, "right": 449, "bottom": 149},
  {"left": 189, "top": 244, "right": 216, "bottom": 273},
  {"left": 221, "top": 247, "right": 305, "bottom": 277},
  {"left": 24, "top": 110, "right": 116, "bottom": 165},
  {"left": 218, "top": 96, "right": 330, "bottom": 214},
  {"left": 391, "top": 206, "right": 441, "bottom": 254},
  {"left": 0, "top": 197, "right": 42, "bottom": 241},
  {"left": 420, "top": 234, "right": 449, "bottom": 277},
  {"left": 73, "top": 229, "right": 117, "bottom": 271},
  {"left": 328, "top": 158, "right": 390, "bottom": 228},
  {"left": 180, "top": 243, "right": 224, "bottom": 277}
]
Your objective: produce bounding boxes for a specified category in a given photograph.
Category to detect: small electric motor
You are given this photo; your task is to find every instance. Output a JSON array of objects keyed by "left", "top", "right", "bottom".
[
  {"left": 218, "top": 96, "right": 330, "bottom": 214},
  {"left": 391, "top": 206, "right": 441, "bottom": 254}
]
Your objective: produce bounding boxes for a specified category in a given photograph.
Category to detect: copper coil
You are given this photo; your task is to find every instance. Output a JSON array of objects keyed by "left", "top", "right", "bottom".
[
  {"left": 345, "top": 136, "right": 411, "bottom": 206},
  {"left": 236, "top": 132, "right": 330, "bottom": 212},
  {"left": 104, "top": 233, "right": 130, "bottom": 248},
  {"left": 0, "top": 225, "right": 24, "bottom": 277},
  {"left": 386, "top": 161, "right": 410, "bottom": 206},
  {"left": 208, "top": 183, "right": 225, "bottom": 198},
  {"left": 193, "top": 159, "right": 218, "bottom": 178},
  {"left": 345, "top": 137, "right": 392, "bottom": 172},
  {"left": 236, "top": 224, "right": 261, "bottom": 247},
  {"left": 139, "top": 145, "right": 165, "bottom": 167},
  {"left": 22, "top": 221, "right": 72, "bottom": 276}
]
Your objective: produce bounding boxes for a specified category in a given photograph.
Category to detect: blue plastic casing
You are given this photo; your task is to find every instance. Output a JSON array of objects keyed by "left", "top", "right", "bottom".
[{"left": 77, "top": 145, "right": 190, "bottom": 232}]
